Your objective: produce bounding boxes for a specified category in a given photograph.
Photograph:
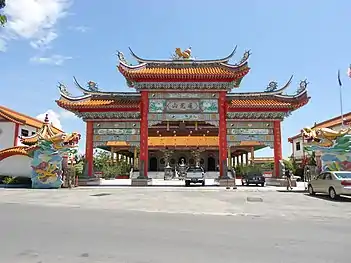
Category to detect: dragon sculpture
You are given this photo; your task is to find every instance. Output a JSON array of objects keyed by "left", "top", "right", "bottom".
[
  {"left": 0, "top": 114, "right": 80, "bottom": 188},
  {"left": 174, "top": 47, "right": 192, "bottom": 59},
  {"left": 302, "top": 126, "right": 350, "bottom": 148},
  {"left": 302, "top": 125, "right": 351, "bottom": 172}
]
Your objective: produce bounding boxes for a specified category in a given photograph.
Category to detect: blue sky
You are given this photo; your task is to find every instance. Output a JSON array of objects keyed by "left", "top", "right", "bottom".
[{"left": 1, "top": 0, "right": 350, "bottom": 157}]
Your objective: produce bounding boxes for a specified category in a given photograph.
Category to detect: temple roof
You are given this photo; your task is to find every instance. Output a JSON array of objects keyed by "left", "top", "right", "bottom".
[
  {"left": 20, "top": 114, "right": 62, "bottom": 145},
  {"left": 0, "top": 106, "right": 62, "bottom": 132},
  {"left": 117, "top": 47, "right": 251, "bottom": 85},
  {"left": 227, "top": 77, "right": 310, "bottom": 111}
]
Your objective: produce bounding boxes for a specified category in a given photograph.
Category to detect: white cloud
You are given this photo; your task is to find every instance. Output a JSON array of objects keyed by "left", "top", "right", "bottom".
[
  {"left": 30, "top": 54, "right": 72, "bottom": 65},
  {"left": 0, "top": 0, "right": 71, "bottom": 51},
  {"left": 69, "top": 26, "right": 89, "bottom": 33},
  {"left": 60, "top": 110, "right": 77, "bottom": 119},
  {"left": 36, "top": 109, "right": 63, "bottom": 130}
]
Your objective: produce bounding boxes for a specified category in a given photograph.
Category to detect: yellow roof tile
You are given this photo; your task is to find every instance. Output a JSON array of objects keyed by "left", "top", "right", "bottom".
[{"left": 0, "top": 106, "right": 62, "bottom": 133}]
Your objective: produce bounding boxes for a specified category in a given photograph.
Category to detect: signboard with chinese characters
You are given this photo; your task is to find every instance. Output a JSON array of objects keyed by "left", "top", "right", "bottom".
[
  {"left": 166, "top": 100, "right": 200, "bottom": 112},
  {"left": 149, "top": 99, "right": 218, "bottom": 114}
]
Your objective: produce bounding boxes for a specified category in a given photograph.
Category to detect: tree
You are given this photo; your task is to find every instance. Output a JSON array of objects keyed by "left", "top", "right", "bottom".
[{"left": 0, "top": 0, "right": 6, "bottom": 26}]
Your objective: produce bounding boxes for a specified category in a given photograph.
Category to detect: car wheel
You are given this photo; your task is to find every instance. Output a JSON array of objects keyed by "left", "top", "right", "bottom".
[
  {"left": 329, "top": 187, "right": 339, "bottom": 200},
  {"left": 261, "top": 183, "right": 265, "bottom": 187},
  {"left": 308, "top": 185, "right": 315, "bottom": 195}
]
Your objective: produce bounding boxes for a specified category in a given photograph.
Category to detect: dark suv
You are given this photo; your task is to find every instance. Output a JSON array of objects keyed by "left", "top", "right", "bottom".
[
  {"left": 241, "top": 172, "right": 265, "bottom": 187},
  {"left": 185, "top": 167, "right": 205, "bottom": 187}
]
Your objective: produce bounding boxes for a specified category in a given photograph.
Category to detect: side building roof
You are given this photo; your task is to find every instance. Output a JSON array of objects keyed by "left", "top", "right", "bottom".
[{"left": 0, "top": 106, "right": 62, "bottom": 133}]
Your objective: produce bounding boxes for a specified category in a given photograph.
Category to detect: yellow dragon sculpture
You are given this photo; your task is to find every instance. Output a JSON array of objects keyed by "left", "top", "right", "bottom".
[
  {"left": 174, "top": 47, "right": 192, "bottom": 59},
  {"left": 302, "top": 126, "right": 351, "bottom": 147}
]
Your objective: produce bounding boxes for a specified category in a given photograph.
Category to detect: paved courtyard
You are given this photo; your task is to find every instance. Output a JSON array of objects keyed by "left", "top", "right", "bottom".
[
  {"left": 0, "top": 185, "right": 350, "bottom": 220},
  {"left": 1, "top": 186, "right": 350, "bottom": 262}
]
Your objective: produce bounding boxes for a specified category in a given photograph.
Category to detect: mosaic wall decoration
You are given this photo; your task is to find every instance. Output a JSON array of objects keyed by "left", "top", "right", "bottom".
[
  {"left": 227, "top": 128, "right": 273, "bottom": 135},
  {"left": 227, "top": 112, "right": 287, "bottom": 120},
  {"left": 94, "top": 134, "right": 140, "bottom": 142},
  {"left": 227, "top": 134, "right": 274, "bottom": 142},
  {"left": 76, "top": 112, "right": 141, "bottom": 120},
  {"left": 149, "top": 92, "right": 219, "bottom": 99},
  {"left": 148, "top": 113, "right": 219, "bottom": 121},
  {"left": 93, "top": 122, "right": 140, "bottom": 129},
  {"left": 226, "top": 121, "right": 274, "bottom": 129},
  {"left": 94, "top": 128, "right": 140, "bottom": 135}
]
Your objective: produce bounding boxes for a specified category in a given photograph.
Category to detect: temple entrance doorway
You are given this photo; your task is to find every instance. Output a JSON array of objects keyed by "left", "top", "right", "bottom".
[
  {"left": 149, "top": 157, "right": 158, "bottom": 171},
  {"left": 207, "top": 156, "right": 216, "bottom": 171}
]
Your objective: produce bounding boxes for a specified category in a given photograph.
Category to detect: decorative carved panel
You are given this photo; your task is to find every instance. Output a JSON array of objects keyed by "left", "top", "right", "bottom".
[
  {"left": 93, "top": 122, "right": 140, "bottom": 129},
  {"left": 148, "top": 113, "right": 219, "bottom": 121},
  {"left": 227, "top": 128, "right": 273, "bottom": 135},
  {"left": 77, "top": 112, "right": 141, "bottom": 120},
  {"left": 227, "top": 112, "right": 287, "bottom": 120},
  {"left": 149, "top": 92, "right": 219, "bottom": 99},
  {"left": 226, "top": 121, "right": 273, "bottom": 129}
]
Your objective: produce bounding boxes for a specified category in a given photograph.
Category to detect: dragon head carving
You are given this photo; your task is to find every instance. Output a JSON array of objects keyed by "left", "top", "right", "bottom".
[{"left": 302, "top": 127, "right": 350, "bottom": 148}]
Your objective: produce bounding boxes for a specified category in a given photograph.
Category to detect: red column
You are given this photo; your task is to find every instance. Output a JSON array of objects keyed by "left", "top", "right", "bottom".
[
  {"left": 139, "top": 90, "right": 148, "bottom": 178},
  {"left": 85, "top": 121, "right": 94, "bottom": 177},
  {"left": 218, "top": 91, "right": 228, "bottom": 178},
  {"left": 273, "top": 120, "right": 282, "bottom": 177},
  {"left": 13, "top": 123, "right": 19, "bottom": 146}
]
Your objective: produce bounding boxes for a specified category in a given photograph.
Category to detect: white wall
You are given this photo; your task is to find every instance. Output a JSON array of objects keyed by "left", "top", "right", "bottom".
[
  {"left": 291, "top": 137, "right": 304, "bottom": 159},
  {"left": 0, "top": 155, "right": 32, "bottom": 177},
  {"left": 0, "top": 122, "right": 15, "bottom": 150}
]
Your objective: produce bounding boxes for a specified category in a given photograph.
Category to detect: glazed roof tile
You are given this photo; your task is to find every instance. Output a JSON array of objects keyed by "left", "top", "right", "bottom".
[
  {"left": 118, "top": 64, "right": 250, "bottom": 80},
  {"left": 230, "top": 99, "right": 292, "bottom": 108},
  {"left": 56, "top": 98, "right": 140, "bottom": 109}
]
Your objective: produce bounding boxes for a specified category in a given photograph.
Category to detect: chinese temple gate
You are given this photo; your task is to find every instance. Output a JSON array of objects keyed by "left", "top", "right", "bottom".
[{"left": 56, "top": 47, "right": 310, "bottom": 179}]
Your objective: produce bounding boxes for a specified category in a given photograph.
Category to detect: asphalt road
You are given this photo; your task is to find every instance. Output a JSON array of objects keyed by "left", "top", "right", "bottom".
[{"left": 0, "top": 203, "right": 348, "bottom": 263}]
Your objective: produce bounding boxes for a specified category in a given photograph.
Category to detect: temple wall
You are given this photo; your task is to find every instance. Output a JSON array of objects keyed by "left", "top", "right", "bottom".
[
  {"left": 0, "top": 155, "right": 32, "bottom": 177},
  {"left": 226, "top": 120, "right": 274, "bottom": 147},
  {"left": 0, "top": 122, "right": 15, "bottom": 150},
  {"left": 92, "top": 121, "right": 141, "bottom": 148}
]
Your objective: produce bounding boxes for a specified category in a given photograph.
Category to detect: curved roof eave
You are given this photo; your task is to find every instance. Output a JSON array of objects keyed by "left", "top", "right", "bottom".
[
  {"left": 128, "top": 46, "right": 237, "bottom": 64},
  {"left": 227, "top": 75, "right": 294, "bottom": 97},
  {"left": 72, "top": 77, "right": 140, "bottom": 97}
]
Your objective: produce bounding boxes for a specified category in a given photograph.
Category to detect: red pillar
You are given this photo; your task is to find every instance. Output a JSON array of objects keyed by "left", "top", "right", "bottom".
[
  {"left": 218, "top": 91, "right": 228, "bottom": 178},
  {"left": 273, "top": 120, "right": 282, "bottom": 177},
  {"left": 85, "top": 121, "right": 94, "bottom": 177},
  {"left": 139, "top": 90, "right": 148, "bottom": 178},
  {"left": 13, "top": 123, "right": 19, "bottom": 146}
]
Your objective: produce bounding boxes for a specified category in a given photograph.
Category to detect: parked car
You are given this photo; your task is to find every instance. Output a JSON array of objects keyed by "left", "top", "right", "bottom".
[
  {"left": 241, "top": 173, "right": 265, "bottom": 187},
  {"left": 185, "top": 167, "right": 205, "bottom": 187},
  {"left": 308, "top": 171, "right": 351, "bottom": 199}
]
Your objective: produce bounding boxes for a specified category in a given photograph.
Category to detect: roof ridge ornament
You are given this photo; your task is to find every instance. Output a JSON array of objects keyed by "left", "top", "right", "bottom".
[
  {"left": 297, "top": 79, "right": 309, "bottom": 94},
  {"left": 265, "top": 81, "right": 278, "bottom": 92},
  {"left": 58, "top": 82, "right": 72, "bottom": 96},
  {"left": 87, "top": 81, "right": 99, "bottom": 92},
  {"left": 236, "top": 50, "right": 251, "bottom": 65},
  {"left": 173, "top": 47, "right": 193, "bottom": 60},
  {"left": 116, "top": 50, "right": 131, "bottom": 65}
]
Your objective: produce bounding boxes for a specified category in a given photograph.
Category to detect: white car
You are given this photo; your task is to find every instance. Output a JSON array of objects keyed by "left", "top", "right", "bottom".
[{"left": 308, "top": 171, "right": 351, "bottom": 199}]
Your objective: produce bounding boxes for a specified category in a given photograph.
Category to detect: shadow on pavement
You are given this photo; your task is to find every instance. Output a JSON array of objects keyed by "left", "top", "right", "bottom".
[{"left": 304, "top": 194, "right": 351, "bottom": 203}]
